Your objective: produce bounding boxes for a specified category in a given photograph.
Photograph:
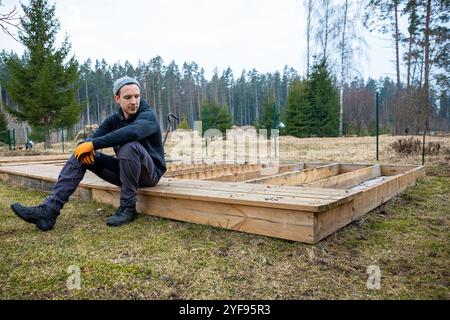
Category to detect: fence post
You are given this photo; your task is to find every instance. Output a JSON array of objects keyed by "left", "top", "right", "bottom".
[
  {"left": 7, "top": 129, "right": 11, "bottom": 151},
  {"left": 376, "top": 91, "right": 379, "bottom": 161},
  {"left": 12, "top": 128, "right": 16, "bottom": 150},
  {"left": 61, "top": 126, "right": 65, "bottom": 153}
]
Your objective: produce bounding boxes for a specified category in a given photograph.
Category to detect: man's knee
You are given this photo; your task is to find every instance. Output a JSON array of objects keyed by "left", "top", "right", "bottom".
[{"left": 117, "top": 141, "right": 144, "bottom": 160}]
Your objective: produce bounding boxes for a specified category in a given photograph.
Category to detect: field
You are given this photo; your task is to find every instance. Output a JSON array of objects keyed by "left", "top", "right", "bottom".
[{"left": 0, "top": 135, "right": 449, "bottom": 299}]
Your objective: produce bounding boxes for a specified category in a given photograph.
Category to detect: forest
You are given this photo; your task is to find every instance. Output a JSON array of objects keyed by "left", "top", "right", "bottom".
[{"left": 0, "top": 0, "right": 449, "bottom": 146}]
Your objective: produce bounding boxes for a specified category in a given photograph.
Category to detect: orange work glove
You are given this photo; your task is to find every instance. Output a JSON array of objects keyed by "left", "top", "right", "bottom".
[
  {"left": 80, "top": 151, "right": 95, "bottom": 165},
  {"left": 74, "top": 141, "right": 94, "bottom": 160}
]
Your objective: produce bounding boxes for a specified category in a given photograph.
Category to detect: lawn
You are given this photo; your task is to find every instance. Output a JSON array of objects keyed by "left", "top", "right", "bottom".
[{"left": 0, "top": 165, "right": 448, "bottom": 299}]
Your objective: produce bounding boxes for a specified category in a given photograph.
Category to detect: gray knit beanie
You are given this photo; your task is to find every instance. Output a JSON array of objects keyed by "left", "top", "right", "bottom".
[{"left": 113, "top": 76, "right": 141, "bottom": 96}]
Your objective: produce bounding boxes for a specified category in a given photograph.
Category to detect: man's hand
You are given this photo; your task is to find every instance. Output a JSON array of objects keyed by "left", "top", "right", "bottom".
[
  {"left": 80, "top": 152, "right": 95, "bottom": 165},
  {"left": 74, "top": 141, "right": 94, "bottom": 160}
]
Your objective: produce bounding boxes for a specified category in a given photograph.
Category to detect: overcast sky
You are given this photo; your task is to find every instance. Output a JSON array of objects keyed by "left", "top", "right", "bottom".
[{"left": 0, "top": 0, "right": 397, "bottom": 80}]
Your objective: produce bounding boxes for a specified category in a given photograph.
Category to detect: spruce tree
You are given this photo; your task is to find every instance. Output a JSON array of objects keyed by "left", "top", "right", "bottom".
[
  {"left": 308, "top": 60, "right": 340, "bottom": 136},
  {"left": 3, "top": 0, "right": 81, "bottom": 149},
  {"left": 201, "top": 102, "right": 232, "bottom": 135},
  {"left": 284, "top": 79, "right": 311, "bottom": 138},
  {"left": 257, "top": 97, "right": 279, "bottom": 137}
]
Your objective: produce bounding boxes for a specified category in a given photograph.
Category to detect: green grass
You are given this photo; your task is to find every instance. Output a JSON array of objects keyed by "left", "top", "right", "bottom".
[{"left": 0, "top": 175, "right": 449, "bottom": 300}]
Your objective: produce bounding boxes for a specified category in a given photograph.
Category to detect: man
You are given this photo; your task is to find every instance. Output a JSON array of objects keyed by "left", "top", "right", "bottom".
[{"left": 10, "top": 76, "right": 166, "bottom": 230}]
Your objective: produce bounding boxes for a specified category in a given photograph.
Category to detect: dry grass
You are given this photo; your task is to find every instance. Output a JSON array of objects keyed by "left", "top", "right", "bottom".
[
  {"left": 278, "top": 134, "right": 450, "bottom": 165},
  {"left": 163, "top": 132, "right": 450, "bottom": 166},
  {"left": 0, "top": 172, "right": 449, "bottom": 299},
  {"left": 0, "top": 134, "right": 449, "bottom": 299}
]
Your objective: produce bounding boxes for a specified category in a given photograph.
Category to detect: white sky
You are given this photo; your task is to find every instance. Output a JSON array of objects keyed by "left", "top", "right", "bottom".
[{"left": 0, "top": 0, "right": 398, "bottom": 80}]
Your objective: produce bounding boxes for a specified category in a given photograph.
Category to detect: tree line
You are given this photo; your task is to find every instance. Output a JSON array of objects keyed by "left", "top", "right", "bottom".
[{"left": 0, "top": 0, "right": 449, "bottom": 148}]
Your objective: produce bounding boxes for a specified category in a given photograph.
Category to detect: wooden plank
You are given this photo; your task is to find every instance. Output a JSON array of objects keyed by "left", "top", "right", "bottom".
[
  {"left": 158, "top": 180, "right": 357, "bottom": 204},
  {"left": 314, "top": 166, "right": 425, "bottom": 242},
  {"left": 0, "top": 155, "right": 71, "bottom": 164},
  {"left": 0, "top": 171, "right": 93, "bottom": 201},
  {"left": 245, "top": 163, "right": 340, "bottom": 186},
  {"left": 304, "top": 165, "right": 381, "bottom": 189},
  {"left": 207, "top": 170, "right": 267, "bottom": 182},
  {"left": 380, "top": 164, "right": 421, "bottom": 176},
  {"left": 278, "top": 162, "right": 305, "bottom": 173},
  {"left": 163, "top": 178, "right": 357, "bottom": 198},
  {"left": 92, "top": 188, "right": 316, "bottom": 243},
  {"left": 0, "top": 164, "right": 339, "bottom": 212},
  {"left": 0, "top": 160, "right": 67, "bottom": 167},
  {"left": 166, "top": 163, "right": 238, "bottom": 175},
  {"left": 338, "top": 163, "right": 371, "bottom": 173},
  {"left": 206, "top": 163, "right": 305, "bottom": 182},
  {"left": 168, "top": 164, "right": 262, "bottom": 180}
]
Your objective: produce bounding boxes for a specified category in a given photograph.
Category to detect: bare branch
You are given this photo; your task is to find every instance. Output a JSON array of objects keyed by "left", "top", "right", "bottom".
[{"left": 0, "top": 6, "right": 21, "bottom": 42}]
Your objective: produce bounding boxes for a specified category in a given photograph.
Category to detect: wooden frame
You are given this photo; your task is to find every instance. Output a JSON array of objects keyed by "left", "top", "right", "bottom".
[{"left": 0, "top": 157, "right": 425, "bottom": 243}]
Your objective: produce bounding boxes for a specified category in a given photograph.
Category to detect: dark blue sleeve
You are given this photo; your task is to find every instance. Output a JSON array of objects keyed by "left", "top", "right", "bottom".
[
  {"left": 92, "top": 115, "right": 115, "bottom": 139},
  {"left": 91, "top": 110, "right": 160, "bottom": 149}
]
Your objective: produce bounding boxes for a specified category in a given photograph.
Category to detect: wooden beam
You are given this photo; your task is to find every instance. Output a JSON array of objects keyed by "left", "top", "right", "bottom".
[
  {"left": 304, "top": 165, "right": 381, "bottom": 189},
  {"left": 166, "top": 163, "right": 235, "bottom": 175},
  {"left": 206, "top": 163, "right": 305, "bottom": 182},
  {"left": 338, "top": 163, "right": 371, "bottom": 173},
  {"left": 0, "top": 160, "right": 67, "bottom": 167},
  {"left": 207, "top": 170, "right": 266, "bottom": 182},
  {"left": 0, "top": 155, "right": 70, "bottom": 164},
  {"left": 167, "top": 163, "right": 262, "bottom": 180},
  {"left": 314, "top": 166, "right": 425, "bottom": 242},
  {"left": 245, "top": 164, "right": 340, "bottom": 186},
  {"left": 380, "top": 164, "right": 421, "bottom": 176},
  {"left": 92, "top": 188, "right": 316, "bottom": 243}
]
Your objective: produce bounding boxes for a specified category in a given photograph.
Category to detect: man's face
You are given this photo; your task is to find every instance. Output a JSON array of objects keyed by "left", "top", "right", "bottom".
[{"left": 114, "top": 84, "right": 141, "bottom": 119}]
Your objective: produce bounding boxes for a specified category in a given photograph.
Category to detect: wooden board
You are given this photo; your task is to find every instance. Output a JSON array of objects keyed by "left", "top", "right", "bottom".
[
  {"left": 206, "top": 163, "right": 305, "bottom": 182},
  {"left": 246, "top": 163, "right": 339, "bottom": 186},
  {"left": 0, "top": 155, "right": 71, "bottom": 164},
  {"left": 304, "top": 165, "right": 381, "bottom": 189}
]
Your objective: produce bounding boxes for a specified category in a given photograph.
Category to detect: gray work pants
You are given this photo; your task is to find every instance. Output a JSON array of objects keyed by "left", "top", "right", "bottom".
[{"left": 44, "top": 141, "right": 161, "bottom": 212}]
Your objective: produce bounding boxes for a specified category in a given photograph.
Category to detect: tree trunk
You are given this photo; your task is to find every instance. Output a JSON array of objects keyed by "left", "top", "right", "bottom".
[
  {"left": 407, "top": 34, "right": 413, "bottom": 89},
  {"left": 85, "top": 79, "right": 90, "bottom": 125},
  {"left": 339, "top": 0, "right": 348, "bottom": 136},
  {"left": 197, "top": 86, "right": 201, "bottom": 121},
  {"left": 44, "top": 117, "right": 51, "bottom": 149},
  {"left": 305, "top": 0, "right": 313, "bottom": 77},
  {"left": 394, "top": 2, "right": 401, "bottom": 89},
  {"left": 158, "top": 74, "right": 164, "bottom": 130},
  {"left": 254, "top": 85, "right": 259, "bottom": 122},
  {"left": 322, "top": 0, "right": 330, "bottom": 64},
  {"left": 423, "top": 0, "right": 431, "bottom": 134},
  {"left": 394, "top": 1, "right": 401, "bottom": 135}
]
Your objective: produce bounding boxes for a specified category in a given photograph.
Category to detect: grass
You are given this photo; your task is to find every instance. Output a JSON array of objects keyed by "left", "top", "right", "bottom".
[{"left": 0, "top": 171, "right": 449, "bottom": 299}]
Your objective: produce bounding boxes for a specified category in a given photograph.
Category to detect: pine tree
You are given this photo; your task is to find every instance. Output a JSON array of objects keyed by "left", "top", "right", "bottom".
[
  {"left": 439, "top": 91, "right": 449, "bottom": 120},
  {"left": 284, "top": 79, "right": 311, "bottom": 137},
  {"left": 308, "top": 60, "right": 340, "bottom": 136},
  {"left": 201, "top": 102, "right": 232, "bottom": 136},
  {"left": 2, "top": 0, "right": 81, "bottom": 149},
  {"left": 257, "top": 97, "right": 279, "bottom": 137}
]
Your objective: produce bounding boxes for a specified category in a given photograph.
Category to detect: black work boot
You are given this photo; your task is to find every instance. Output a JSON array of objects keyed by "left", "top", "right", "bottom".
[
  {"left": 10, "top": 203, "right": 60, "bottom": 231},
  {"left": 106, "top": 206, "right": 137, "bottom": 227}
]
